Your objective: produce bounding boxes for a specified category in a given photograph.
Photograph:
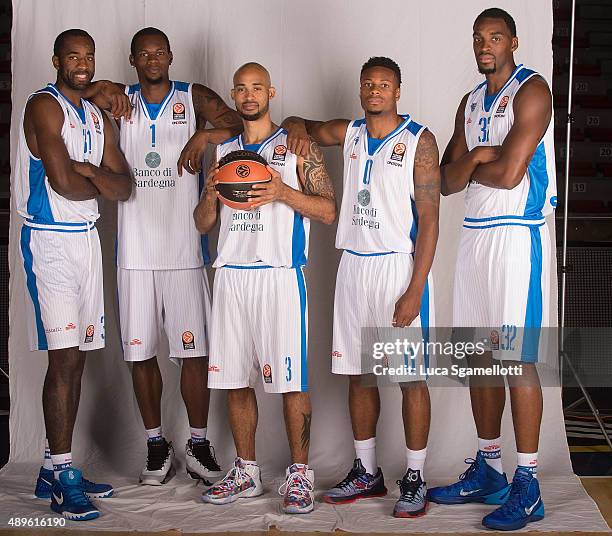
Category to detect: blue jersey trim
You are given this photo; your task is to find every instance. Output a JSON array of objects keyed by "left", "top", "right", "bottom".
[
  {"left": 20, "top": 226, "right": 48, "bottom": 350},
  {"left": 407, "top": 120, "right": 423, "bottom": 136},
  {"left": 239, "top": 127, "right": 283, "bottom": 154},
  {"left": 366, "top": 115, "right": 411, "bottom": 157},
  {"left": 291, "top": 212, "right": 307, "bottom": 267},
  {"left": 139, "top": 82, "right": 175, "bottom": 121},
  {"left": 352, "top": 118, "right": 366, "bottom": 128},
  {"left": 463, "top": 222, "right": 545, "bottom": 230},
  {"left": 524, "top": 141, "right": 548, "bottom": 219},
  {"left": 521, "top": 226, "right": 543, "bottom": 362},
  {"left": 220, "top": 134, "right": 240, "bottom": 146},
  {"left": 26, "top": 157, "right": 54, "bottom": 223},
  {"left": 295, "top": 267, "right": 308, "bottom": 392},
  {"left": 480, "top": 64, "right": 523, "bottom": 115},
  {"left": 410, "top": 198, "right": 418, "bottom": 245},
  {"left": 483, "top": 91, "right": 500, "bottom": 113},
  {"left": 128, "top": 83, "right": 140, "bottom": 95},
  {"left": 346, "top": 250, "right": 395, "bottom": 257},
  {"left": 244, "top": 143, "right": 262, "bottom": 152},
  {"left": 367, "top": 136, "right": 384, "bottom": 155},
  {"left": 174, "top": 81, "right": 190, "bottom": 92},
  {"left": 515, "top": 68, "right": 537, "bottom": 84},
  {"left": 49, "top": 84, "right": 86, "bottom": 124}
]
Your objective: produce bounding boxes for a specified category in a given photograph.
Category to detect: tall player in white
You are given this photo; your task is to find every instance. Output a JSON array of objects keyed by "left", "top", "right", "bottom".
[
  {"left": 14, "top": 29, "right": 132, "bottom": 520},
  {"left": 284, "top": 57, "right": 440, "bottom": 518},
  {"left": 427, "top": 9, "right": 556, "bottom": 532},
  {"left": 114, "top": 28, "right": 242, "bottom": 486},
  {"left": 195, "top": 63, "right": 336, "bottom": 514}
]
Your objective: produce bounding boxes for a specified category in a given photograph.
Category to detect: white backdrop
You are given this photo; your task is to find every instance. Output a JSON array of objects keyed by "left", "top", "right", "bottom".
[{"left": 3, "top": 0, "right": 609, "bottom": 532}]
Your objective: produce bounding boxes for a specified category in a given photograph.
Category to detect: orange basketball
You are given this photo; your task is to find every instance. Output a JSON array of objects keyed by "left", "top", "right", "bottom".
[{"left": 215, "top": 150, "right": 271, "bottom": 210}]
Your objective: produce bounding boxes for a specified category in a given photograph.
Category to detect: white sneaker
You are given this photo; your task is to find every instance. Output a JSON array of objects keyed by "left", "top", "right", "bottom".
[
  {"left": 185, "top": 439, "right": 224, "bottom": 485},
  {"left": 139, "top": 439, "right": 175, "bottom": 485},
  {"left": 201, "top": 457, "right": 263, "bottom": 504},
  {"left": 279, "top": 463, "right": 315, "bottom": 514}
]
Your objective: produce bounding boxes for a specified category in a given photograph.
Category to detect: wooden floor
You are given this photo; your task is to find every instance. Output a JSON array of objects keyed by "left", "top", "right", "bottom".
[{"left": 4, "top": 478, "right": 611, "bottom": 536}]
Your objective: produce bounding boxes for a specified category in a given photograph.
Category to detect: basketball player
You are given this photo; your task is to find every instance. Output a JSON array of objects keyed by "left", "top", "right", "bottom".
[
  {"left": 284, "top": 57, "right": 440, "bottom": 518},
  {"left": 195, "top": 63, "right": 336, "bottom": 514},
  {"left": 14, "top": 29, "right": 132, "bottom": 520},
  {"left": 114, "top": 27, "right": 242, "bottom": 486},
  {"left": 426, "top": 9, "right": 556, "bottom": 531}
]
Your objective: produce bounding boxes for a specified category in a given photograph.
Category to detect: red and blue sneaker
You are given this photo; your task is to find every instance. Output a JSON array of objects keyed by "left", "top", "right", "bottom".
[
  {"left": 321, "top": 458, "right": 387, "bottom": 504},
  {"left": 482, "top": 467, "right": 544, "bottom": 531},
  {"left": 50, "top": 468, "right": 100, "bottom": 521},
  {"left": 201, "top": 457, "right": 263, "bottom": 504},
  {"left": 35, "top": 466, "right": 113, "bottom": 499},
  {"left": 427, "top": 452, "right": 511, "bottom": 505}
]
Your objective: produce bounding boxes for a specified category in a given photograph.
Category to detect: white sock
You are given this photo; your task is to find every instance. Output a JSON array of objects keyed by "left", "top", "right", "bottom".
[
  {"left": 146, "top": 426, "right": 163, "bottom": 442},
  {"left": 43, "top": 438, "right": 53, "bottom": 470},
  {"left": 239, "top": 458, "right": 257, "bottom": 466},
  {"left": 354, "top": 437, "right": 377, "bottom": 475},
  {"left": 190, "top": 427, "right": 207, "bottom": 444},
  {"left": 478, "top": 437, "right": 503, "bottom": 474},
  {"left": 51, "top": 452, "right": 72, "bottom": 480},
  {"left": 406, "top": 446, "right": 427, "bottom": 477},
  {"left": 517, "top": 452, "right": 538, "bottom": 477}
]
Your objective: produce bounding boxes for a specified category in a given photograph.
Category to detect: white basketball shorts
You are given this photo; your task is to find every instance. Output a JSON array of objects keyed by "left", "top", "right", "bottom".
[
  {"left": 453, "top": 223, "right": 551, "bottom": 363},
  {"left": 332, "top": 251, "right": 434, "bottom": 378},
  {"left": 208, "top": 266, "right": 308, "bottom": 394},
  {"left": 118, "top": 267, "right": 211, "bottom": 361},
  {"left": 20, "top": 222, "right": 105, "bottom": 352}
]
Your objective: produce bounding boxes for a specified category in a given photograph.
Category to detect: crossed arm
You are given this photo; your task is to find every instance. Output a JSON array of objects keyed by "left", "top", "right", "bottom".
[
  {"left": 24, "top": 94, "right": 131, "bottom": 202},
  {"left": 441, "top": 77, "right": 552, "bottom": 195}
]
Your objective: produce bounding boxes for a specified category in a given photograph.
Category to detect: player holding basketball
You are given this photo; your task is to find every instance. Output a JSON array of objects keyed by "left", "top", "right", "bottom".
[
  {"left": 194, "top": 62, "right": 336, "bottom": 513},
  {"left": 14, "top": 29, "right": 132, "bottom": 520},
  {"left": 114, "top": 27, "right": 242, "bottom": 486},
  {"left": 427, "top": 9, "right": 556, "bottom": 531},
  {"left": 284, "top": 57, "right": 440, "bottom": 518}
]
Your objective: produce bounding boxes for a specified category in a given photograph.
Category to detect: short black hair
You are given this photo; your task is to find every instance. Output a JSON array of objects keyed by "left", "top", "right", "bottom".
[
  {"left": 474, "top": 8, "right": 517, "bottom": 37},
  {"left": 53, "top": 29, "right": 94, "bottom": 57},
  {"left": 360, "top": 56, "right": 401, "bottom": 86},
  {"left": 130, "top": 27, "right": 171, "bottom": 56}
]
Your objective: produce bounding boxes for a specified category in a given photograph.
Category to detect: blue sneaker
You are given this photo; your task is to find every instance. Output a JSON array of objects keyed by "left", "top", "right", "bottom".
[
  {"left": 35, "top": 466, "right": 113, "bottom": 499},
  {"left": 482, "top": 467, "right": 544, "bottom": 531},
  {"left": 321, "top": 459, "right": 387, "bottom": 504},
  {"left": 427, "top": 452, "right": 511, "bottom": 505},
  {"left": 50, "top": 468, "right": 100, "bottom": 521}
]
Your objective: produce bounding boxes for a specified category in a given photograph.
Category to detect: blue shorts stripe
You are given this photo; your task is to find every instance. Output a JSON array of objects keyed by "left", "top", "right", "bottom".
[
  {"left": 521, "top": 227, "right": 543, "bottom": 362},
  {"left": 295, "top": 267, "right": 308, "bottom": 392},
  {"left": 20, "top": 225, "right": 47, "bottom": 350},
  {"left": 420, "top": 278, "right": 430, "bottom": 370}
]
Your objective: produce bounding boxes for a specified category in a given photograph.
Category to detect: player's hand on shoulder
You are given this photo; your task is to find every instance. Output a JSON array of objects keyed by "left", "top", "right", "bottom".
[
  {"left": 71, "top": 159, "right": 97, "bottom": 179},
  {"left": 286, "top": 121, "right": 311, "bottom": 158},
  {"left": 204, "top": 164, "right": 220, "bottom": 199},
  {"left": 178, "top": 130, "right": 209, "bottom": 177},
  {"left": 248, "top": 165, "right": 287, "bottom": 208},
  {"left": 89, "top": 81, "right": 132, "bottom": 120},
  {"left": 392, "top": 286, "right": 422, "bottom": 328}
]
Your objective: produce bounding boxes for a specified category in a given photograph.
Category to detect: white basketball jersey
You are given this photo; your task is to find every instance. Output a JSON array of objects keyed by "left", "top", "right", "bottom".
[
  {"left": 464, "top": 65, "right": 557, "bottom": 227},
  {"left": 336, "top": 115, "right": 426, "bottom": 254},
  {"left": 117, "top": 81, "right": 209, "bottom": 270},
  {"left": 214, "top": 128, "right": 309, "bottom": 268},
  {"left": 14, "top": 84, "right": 104, "bottom": 228}
]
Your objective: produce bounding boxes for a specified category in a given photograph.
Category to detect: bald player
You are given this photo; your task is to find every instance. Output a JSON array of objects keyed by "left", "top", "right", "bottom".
[
  {"left": 14, "top": 29, "right": 132, "bottom": 520},
  {"left": 195, "top": 63, "right": 336, "bottom": 514},
  {"left": 427, "top": 9, "right": 556, "bottom": 531},
  {"left": 284, "top": 56, "right": 440, "bottom": 518}
]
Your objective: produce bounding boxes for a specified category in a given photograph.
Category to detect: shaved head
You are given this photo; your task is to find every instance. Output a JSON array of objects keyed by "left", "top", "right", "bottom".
[{"left": 233, "top": 62, "right": 271, "bottom": 87}]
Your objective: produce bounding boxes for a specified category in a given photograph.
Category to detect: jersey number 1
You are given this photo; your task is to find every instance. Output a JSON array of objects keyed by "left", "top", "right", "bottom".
[{"left": 150, "top": 124, "right": 156, "bottom": 148}]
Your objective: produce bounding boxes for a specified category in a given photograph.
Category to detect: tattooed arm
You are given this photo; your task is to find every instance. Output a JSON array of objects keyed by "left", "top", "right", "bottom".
[
  {"left": 393, "top": 130, "right": 440, "bottom": 328},
  {"left": 178, "top": 84, "right": 243, "bottom": 176},
  {"left": 249, "top": 140, "right": 337, "bottom": 225}
]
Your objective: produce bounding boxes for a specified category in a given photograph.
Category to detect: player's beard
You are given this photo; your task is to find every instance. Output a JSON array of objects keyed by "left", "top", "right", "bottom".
[
  {"left": 478, "top": 65, "right": 497, "bottom": 74},
  {"left": 239, "top": 102, "right": 269, "bottom": 122},
  {"left": 366, "top": 109, "right": 383, "bottom": 116},
  {"left": 144, "top": 74, "right": 165, "bottom": 85},
  {"left": 61, "top": 70, "right": 93, "bottom": 91}
]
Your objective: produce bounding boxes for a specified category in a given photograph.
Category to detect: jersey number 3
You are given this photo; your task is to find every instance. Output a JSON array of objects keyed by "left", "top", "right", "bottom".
[{"left": 478, "top": 117, "right": 490, "bottom": 143}]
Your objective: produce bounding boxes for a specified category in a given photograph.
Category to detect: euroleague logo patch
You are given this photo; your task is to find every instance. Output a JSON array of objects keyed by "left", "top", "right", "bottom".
[
  {"left": 263, "top": 364, "right": 272, "bottom": 383},
  {"left": 182, "top": 330, "right": 195, "bottom": 350},
  {"left": 84, "top": 324, "right": 95, "bottom": 343},
  {"left": 390, "top": 142, "right": 406, "bottom": 162},
  {"left": 272, "top": 144, "right": 287, "bottom": 162},
  {"left": 490, "top": 330, "right": 500, "bottom": 351},
  {"left": 236, "top": 164, "right": 251, "bottom": 178},
  {"left": 496, "top": 95, "right": 510, "bottom": 114},
  {"left": 173, "top": 102, "right": 186, "bottom": 121},
  {"left": 90, "top": 111, "right": 101, "bottom": 134}
]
